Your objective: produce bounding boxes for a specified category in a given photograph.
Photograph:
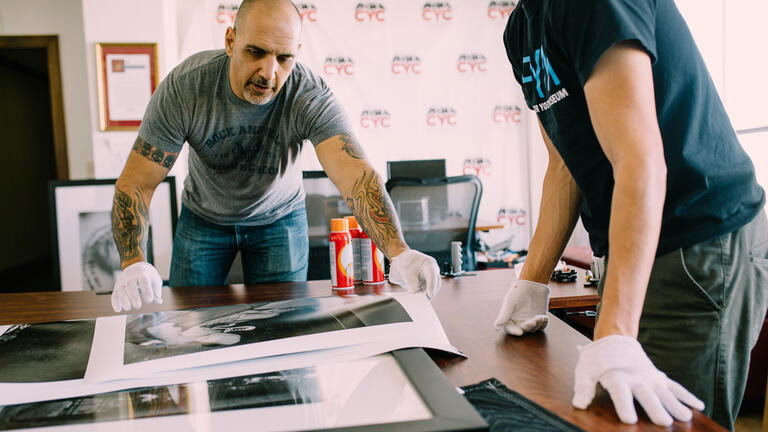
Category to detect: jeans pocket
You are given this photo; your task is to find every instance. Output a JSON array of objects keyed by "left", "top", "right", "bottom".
[
  {"left": 678, "top": 246, "right": 724, "bottom": 312},
  {"left": 749, "top": 238, "right": 768, "bottom": 265}
]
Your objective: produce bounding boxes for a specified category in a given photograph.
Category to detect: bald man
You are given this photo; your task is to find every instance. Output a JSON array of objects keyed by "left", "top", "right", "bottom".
[{"left": 110, "top": 0, "right": 440, "bottom": 312}]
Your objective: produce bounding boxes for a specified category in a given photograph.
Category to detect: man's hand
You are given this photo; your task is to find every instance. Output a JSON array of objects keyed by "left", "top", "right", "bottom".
[
  {"left": 111, "top": 262, "right": 163, "bottom": 312},
  {"left": 573, "top": 335, "right": 705, "bottom": 426},
  {"left": 494, "top": 279, "right": 550, "bottom": 335},
  {"left": 388, "top": 249, "right": 441, "bottom": 299}
]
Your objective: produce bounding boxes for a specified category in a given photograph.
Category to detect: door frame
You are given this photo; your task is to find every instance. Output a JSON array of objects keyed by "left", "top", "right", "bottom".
[{"left": 0, "top": 35, "right": 69, "bottom": 180}]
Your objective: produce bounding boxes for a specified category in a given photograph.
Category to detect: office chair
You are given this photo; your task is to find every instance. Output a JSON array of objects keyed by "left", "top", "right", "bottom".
[
  {"left": 385, "top": 175, "right": 483, "bottom": 271},
  {"left": 302, "top": 171, "right": 352, "bottom": 280}
]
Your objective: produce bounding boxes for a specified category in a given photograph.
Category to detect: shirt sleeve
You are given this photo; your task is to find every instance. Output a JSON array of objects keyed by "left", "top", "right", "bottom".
[
  {"left": 550, "top": 0, "right": 658, "bottom": 86},
  {"left": 137, "top": 68, "right": 188, "bottom": 152},
  {"left": 294, "top": 83, "right": 354, "bottom": 147}
]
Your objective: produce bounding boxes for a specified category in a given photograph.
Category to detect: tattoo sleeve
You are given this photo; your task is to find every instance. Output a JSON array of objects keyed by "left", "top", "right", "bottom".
[
  {"left": 112, "top": 185, "right": 149, "bottom": 265},
  {"left": 338, "top": 134, "right": 365, "bottom": 160},
  {"left": 346, "top": 169, "right": 405, "bottom": 256}
]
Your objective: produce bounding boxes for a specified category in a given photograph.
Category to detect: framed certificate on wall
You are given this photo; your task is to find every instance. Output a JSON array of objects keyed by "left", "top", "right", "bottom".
[{"left": 95, "top": 42, "right": 158, "bottom": 131}]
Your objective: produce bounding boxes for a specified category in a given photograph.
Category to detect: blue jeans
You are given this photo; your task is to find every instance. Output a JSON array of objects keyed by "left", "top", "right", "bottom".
[{"left": 169, "top": 205, "right": 308, "bottom": 286}]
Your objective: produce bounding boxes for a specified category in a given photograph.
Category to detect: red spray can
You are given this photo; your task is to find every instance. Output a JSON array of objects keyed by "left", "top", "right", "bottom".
[
  {"left": 360, "top": 228, "right": 385, "bottom": 285},
  {"left": 344, "top": 216, "right": 363, "bottom": 282},
  {"left": 329, "top": 218, "right": 354, "bottom": 289}
]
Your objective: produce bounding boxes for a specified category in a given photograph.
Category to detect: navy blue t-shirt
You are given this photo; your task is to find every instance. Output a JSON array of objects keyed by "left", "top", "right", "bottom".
[{"left": 504, "top": 0, "right": 765, "bottom": 256}]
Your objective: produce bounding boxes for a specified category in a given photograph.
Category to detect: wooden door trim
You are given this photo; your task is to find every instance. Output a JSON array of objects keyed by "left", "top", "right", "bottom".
[{"left": 0, "top": 35, "right": 69, "bottom": 180}]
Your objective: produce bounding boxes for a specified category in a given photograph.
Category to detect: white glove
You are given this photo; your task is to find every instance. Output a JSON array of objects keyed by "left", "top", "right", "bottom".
[
  {"left": 111, "top": 262, "right": 163, "bottom": 312},
  {"left": 572, "top": 335, "right": 705, "bottom": 426},
  {"left": 494, "top": 279, "right": 550, "bottom": 335},
  {"left": 388, "top": 249, "right": 441, "bottom": 299}
]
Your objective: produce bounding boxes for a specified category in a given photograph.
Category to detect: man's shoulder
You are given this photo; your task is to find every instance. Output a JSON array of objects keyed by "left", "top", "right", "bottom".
[
  {"left": 170, "top": 49, "right": 228, "bottom": 82},
  {"left": 286, "top": 61, "right": 328, "bottom": 94}
]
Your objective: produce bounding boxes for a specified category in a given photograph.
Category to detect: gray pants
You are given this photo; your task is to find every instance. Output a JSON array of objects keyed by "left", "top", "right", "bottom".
[{"left": 597, "top": 210, "right": 768, "bottom": 430}]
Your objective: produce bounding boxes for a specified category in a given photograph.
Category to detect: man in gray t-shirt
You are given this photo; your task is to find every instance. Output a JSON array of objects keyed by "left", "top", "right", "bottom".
[{"left": 109, "top": 0, "right": 440, "bottom": 312}]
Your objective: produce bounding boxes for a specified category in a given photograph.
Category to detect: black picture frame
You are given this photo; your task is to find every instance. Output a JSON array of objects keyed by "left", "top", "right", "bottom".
[
  {"left": 47, "top": 177, "right": 177, "bottom": 291},
  {"left": 0, "top": 348, "right": 487, "bottom": 432}
]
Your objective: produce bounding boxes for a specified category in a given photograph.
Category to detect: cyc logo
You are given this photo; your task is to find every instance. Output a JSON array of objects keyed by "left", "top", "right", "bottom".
[
  {"left": 354, "top": 3, "right": 385, "bottom": 22},
  {"left": 426, "top": 107, "right": 457, "bottom": 126},
  {"left": 462, "top": 157, "right": 492, "bottom": 176},
  {"left": 391, "top": 55, "right": 422, "bottom": 75},
  {"left": 497, "top": 208, "right": 527, "bottom": 226},
  {"left": 457, "top": 54, "right": 487, "bottom": 73},
  {"left": 216, "top": 4, "right": 238, "bottom": 24},
  {"left": 492, "top": 105, "right": 521, "bottom": 124},
  {"left": 360, "top": 109, "right": 391, "bottom": 128},
  {"left": 297, "top": 3, "right": 317, "bottom": 22},
  {"left": 323, "top": 57, "right": 354, "bottom": 75},
  {"left": 422, "top": 2, "right": 452, "bottom": 21},
  {"left": 487, "top": 1, "right": 516, "bottom": 20}
]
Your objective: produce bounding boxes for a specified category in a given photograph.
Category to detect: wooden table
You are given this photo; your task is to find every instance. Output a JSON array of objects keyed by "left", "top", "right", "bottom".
[{"left": 0, "top": 269, "right": 723, "bottom": 431}]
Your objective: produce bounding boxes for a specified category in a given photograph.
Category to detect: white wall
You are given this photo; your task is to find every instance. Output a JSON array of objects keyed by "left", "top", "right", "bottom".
[{"left": 0, "top": 0, "right": 93, "bottom": 179}]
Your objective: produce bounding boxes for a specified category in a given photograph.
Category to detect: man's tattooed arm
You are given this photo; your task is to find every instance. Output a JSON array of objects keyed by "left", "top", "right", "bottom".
[
  {"left": 112, "top": 185, "right": 149, "bottom": 267},
  {"left": 345, "top": 169, "right": 408, "bottom": 258},
  {"left": 112, "top": 137, "right": 178, "bottom": 268},
  {"left": 338, "top": 134, "right": 365, "bottom": 160}
]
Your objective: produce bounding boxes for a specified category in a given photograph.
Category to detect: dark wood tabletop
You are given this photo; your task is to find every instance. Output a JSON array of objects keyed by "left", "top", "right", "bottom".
[{"left": 0, "top": 269, "right": 723, "bottom": 431}]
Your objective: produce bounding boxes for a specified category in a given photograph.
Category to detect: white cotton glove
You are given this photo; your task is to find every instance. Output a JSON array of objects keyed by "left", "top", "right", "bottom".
[
  {"left": 572, "top": 335, "right": 705, "bottom": 426},
  {"left": 111, "top": 262, "right": 163, "bottom": 312},
  {"left": 493, "top": 279, "right": 550, "bottom": 335},
  {"left": 388, "top": 249, "right": 441, "bottom": 299}
]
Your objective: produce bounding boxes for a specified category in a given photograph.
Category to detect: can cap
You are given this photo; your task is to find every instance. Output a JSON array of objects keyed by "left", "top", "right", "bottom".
[
  {"left": 344, "top": 215, "right": 360, "bottom": 230},
  {"left": 330, "top": 218, "right": 348, "bottom": 232}
]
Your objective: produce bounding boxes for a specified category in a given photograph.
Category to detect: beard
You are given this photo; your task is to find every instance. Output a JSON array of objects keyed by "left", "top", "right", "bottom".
[{"left": 243, "top": 78, "right": 276, "bottom": 105}]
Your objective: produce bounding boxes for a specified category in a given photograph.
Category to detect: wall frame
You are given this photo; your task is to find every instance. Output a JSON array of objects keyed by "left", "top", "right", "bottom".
[
  {"left": 47, "top": 177, "right": 177, "bottom": 292},
  {"left": 95, "top": 42, "right": 159, "bottom": 131}
]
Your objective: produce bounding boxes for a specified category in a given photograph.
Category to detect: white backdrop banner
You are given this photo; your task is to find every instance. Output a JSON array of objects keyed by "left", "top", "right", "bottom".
[{"left": 178, "top": 0, "right": 531, "bottom": 250}]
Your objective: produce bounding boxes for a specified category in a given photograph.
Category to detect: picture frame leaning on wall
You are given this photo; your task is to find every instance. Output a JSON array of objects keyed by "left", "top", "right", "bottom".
[{"left": 47, "top": 177, "right": 177, "bottom": 292}]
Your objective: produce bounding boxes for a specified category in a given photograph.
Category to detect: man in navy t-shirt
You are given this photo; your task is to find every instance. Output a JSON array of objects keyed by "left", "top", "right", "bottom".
[{"left": 494, "top": 0, "right": 768, "bottom": 429}]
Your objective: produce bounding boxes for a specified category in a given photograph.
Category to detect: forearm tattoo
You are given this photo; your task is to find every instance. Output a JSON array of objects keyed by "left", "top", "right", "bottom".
[
  {"left": 112, "top": 185, "right": 149, "bottom": 263},
  {"left": 132, "top": 137, "right": 178, "bottom": 169},
  {"left": 338, "top": 134, "right": 365, "bottom": 160},
  {"left": 347, "top": 169, "right": 403, "bottom": 253}
]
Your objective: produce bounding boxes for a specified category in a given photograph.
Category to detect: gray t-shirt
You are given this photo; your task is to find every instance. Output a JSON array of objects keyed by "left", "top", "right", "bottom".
[{"left": 139, "top": 50, "right": 352, "bottom": 225}]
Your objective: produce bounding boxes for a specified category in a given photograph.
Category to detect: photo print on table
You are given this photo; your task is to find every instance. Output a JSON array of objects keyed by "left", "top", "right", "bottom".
[
  {"left": 0, "top": 320, "right": 96, "bottom": 383},
  {"left": 0, "top": 367, "right": 320, "bottom": 431},
  {"left": 123, "top": 294, "right": 412, "bottom": 364}
]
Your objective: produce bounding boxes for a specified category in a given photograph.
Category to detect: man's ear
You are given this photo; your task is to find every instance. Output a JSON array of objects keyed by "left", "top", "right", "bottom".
[{"left": 225, "top": 26, "right": 235, "bottom": 57}]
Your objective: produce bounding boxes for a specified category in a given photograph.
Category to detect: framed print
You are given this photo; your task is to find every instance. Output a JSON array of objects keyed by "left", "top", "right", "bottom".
[
  {"left": 95, "top": 42, "right": 159, "bottom": 131},
  {"left": 48, "top": 177, "right": 177, "bottom": 291},
  {"left": 0, "top": 349, "right": 488, "bottom": 431}
]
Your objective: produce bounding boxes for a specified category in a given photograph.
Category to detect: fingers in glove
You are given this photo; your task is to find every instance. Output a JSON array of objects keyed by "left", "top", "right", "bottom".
[
  {"left": 655, "top": 384, "right": 693, "bottom": 423},
  {"left": 572, "top": 374, "right": 598, "bottom": 410},
  {"left": 126, "top": 281, "right": 142, "bottom": 310},
  {"left": 117, "top": 287, "right": 132, "bottom": 312},
  {"left": 422, "top": 263, "right": 441, "bottom": 299},
  {"left": 522, "top": 315, "right": 549, "bottom": 333},
  {"left": 152, "top": 280, "right": 163, "bottom": 304},
  {"left": 632, "top": 383, "right": 673, "bottom": 426},
  {"left": 602, "top": 377, "right": 639, "bottom": 424},
  {"left": 504, "top": 322, "right": 524, "bottom": 336},
  {"left": 493, "top": 291, "right": 516, "bottom": 330},
  {"left": 138, "top": 273, "right": 155, "bottom": 304},
  {"left": 111, "top": 289, "right": 123, "bottom": 313},
  {"left": 667, "top": 379, "right": 705, "bottom": 411}
]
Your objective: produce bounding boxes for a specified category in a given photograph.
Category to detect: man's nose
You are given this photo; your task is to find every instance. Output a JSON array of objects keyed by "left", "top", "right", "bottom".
[{"left": 258, "top": 56, "right": 279, "bottom": 82}]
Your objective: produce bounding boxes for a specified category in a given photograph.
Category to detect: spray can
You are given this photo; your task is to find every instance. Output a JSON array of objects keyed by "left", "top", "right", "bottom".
[
  {"left": 360, "top": 229, "right": 385, "bottom": 285},
  {"left": 344, "top": 216, "right": 363, "bottom": 282},
  {"left": 329, "top": 218, "right": 354, "bottom": 289}
]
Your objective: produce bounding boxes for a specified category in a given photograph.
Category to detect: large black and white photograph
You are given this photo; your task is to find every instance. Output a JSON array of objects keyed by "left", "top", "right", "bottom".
[
  {"left": 124, "top": 294, "right": 412, "bottom": 364},
  {"left": 0, "top": 367, "right": 320, "bottom": 431},
  {"left": 0, "top": 320, "right": 96, "bottom": 383},
  {"left": 49, "top": 178, "right": 177, "bottom": 291}
]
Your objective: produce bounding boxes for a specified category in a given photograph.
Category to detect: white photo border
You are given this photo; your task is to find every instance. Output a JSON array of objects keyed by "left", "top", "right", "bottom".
[{"left": 48, "top": 177, "right": 177, "bottom": 291}]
